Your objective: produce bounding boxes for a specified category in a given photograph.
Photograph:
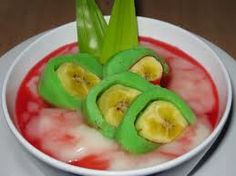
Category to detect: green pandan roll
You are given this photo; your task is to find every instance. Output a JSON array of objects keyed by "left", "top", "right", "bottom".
[
  {"left": 103, "top": 46, "right": 169, "bottom": 83},
  {"left": 82, "top": 71, "right": 156, "bottom": 138},
  {"left": 38, "top": 53, "right": 103, "bottom": 110},
  {"left": 116, "top": 87, "right": 196, "bottom": 154}
]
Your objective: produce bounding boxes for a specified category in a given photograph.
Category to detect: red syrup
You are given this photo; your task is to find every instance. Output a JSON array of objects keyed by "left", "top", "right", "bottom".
[{"left": 15, "top": 37, "right": 219, "bottom": 170}]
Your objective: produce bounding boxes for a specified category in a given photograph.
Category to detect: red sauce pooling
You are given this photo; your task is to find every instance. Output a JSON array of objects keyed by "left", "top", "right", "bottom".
[{"left": 15, "top": 37, "right": 219, "bottom": 170}]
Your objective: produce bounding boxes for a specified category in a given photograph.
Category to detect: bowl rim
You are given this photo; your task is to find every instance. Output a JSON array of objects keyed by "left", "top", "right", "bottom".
[{"left": 1, "top": 16, "right": 233, "bottom": 176}]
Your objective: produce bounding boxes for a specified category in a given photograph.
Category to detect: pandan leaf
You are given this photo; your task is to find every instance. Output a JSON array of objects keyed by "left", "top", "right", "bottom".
[
  {"left": 100, "top": 0, "right": 138, "bottom": 64},
  {"left": 76, "top": 0, "right": 107, "bottom": 58}
]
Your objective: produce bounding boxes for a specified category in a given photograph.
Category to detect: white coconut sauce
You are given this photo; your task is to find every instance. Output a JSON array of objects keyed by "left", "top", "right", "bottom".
[{"left": 18, "top": 40, "right": 217, "bottom": 170}]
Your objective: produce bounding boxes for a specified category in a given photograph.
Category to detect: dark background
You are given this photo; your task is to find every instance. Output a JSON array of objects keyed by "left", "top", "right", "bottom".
[{"left": 1, "top": 0, "right": 236, "bottom": 58}]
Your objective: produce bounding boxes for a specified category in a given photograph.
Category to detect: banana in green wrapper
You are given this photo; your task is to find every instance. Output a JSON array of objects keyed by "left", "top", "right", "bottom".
[
  {"left": 116, "top": 87, "right": 196, "bottom": 154},
  {"left": 38, "top": 53, "right": 103, "bottom": 109},
  {"left": 82, "top": 71, "right": 155, "bottom": 138},
  {"left": 103, "top": 46, "right": 169, "bottom": 83}
]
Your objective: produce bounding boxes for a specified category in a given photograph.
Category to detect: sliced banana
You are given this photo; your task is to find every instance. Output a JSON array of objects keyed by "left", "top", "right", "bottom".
[
  {"left": 135, "top": 101, "right": 188, "bottom": 143},
  {"left": 57, "top": 62, "right": 100, "bottom": 98},
  {"left": 98, "top": 84, "right": 141, "bottom": 127},
  {"left": 130, "top": 56, "right": 163, "bottom": 82}
]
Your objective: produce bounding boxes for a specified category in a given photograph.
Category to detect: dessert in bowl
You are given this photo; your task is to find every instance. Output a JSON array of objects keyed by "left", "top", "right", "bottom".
[
  {"left": 1, "top": 1, "right": 232, "bottom": 175},
  {"left": 1, "top": 17, "right": 232, "bottom": 176}
]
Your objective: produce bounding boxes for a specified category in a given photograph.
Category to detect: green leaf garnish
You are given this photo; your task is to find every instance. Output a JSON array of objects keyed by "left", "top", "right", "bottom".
[
  {"left": 76, "top": 0, "right": 107, "bottom": 58},
  {"left": 100, "top": 0, "right": 139, "bottom": 64}
]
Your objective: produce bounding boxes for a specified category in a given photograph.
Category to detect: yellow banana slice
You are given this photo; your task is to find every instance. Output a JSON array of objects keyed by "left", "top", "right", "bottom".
[
  {"left": 57, "top": 62, "right": 100, "bottom": 98},
  {"left": 135, "top": 101, "right": 188, "bottom": 143},
  {"left": 130, "top": 56, "right": 163, "bottom": 82},
  {"left": 98, "top": 84, "right": 141, "bottom": 127}
]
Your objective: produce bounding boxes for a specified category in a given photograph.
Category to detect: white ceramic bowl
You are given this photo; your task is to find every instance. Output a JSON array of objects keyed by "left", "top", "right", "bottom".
[{"left": 1, "top": 17, "right": 232, "bottom": 176}]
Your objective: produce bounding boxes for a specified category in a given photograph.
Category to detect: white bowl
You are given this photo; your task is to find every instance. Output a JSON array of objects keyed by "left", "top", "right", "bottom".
[{"left": 1, "top": 17, "right": 232, "bottom": 176}]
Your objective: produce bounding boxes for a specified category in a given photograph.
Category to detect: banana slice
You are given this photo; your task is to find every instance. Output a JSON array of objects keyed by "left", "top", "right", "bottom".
[
  {"left": 98, "top": 84, "right": 141, "bottom": 127},
  {"left": 130, "top": 56, "right": 163, "bottom": 82},
  {"left": 135, "top": 101, "right": 188, "bottom": 144},
  {"left": 57, "top": 62, "right": 101, "bottom": 98}
]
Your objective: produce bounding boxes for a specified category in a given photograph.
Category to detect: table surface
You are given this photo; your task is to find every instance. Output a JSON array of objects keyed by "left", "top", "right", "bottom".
[{"left": 0, "top": 0, "right": 236, "bottom": 59}]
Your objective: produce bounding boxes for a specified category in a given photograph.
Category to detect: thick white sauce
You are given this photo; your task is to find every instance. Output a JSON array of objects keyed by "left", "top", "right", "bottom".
[{"left": 20, "top": 41, "right": 216, "bottom": 170}]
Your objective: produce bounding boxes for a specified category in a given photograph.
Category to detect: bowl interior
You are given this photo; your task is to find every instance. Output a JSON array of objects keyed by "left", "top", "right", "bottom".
[{"left": 2, "top": 17, "right": 231, "bottom": 175}]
